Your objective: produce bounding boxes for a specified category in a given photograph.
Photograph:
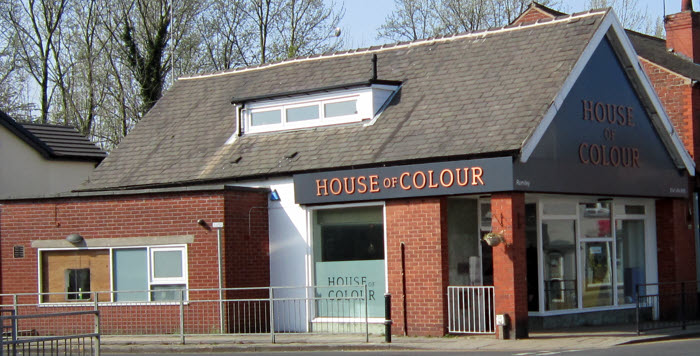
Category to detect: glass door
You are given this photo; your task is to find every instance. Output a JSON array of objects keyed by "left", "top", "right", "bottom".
[{"left": 578, "top": 202, "right": 614, "bottom": 308}]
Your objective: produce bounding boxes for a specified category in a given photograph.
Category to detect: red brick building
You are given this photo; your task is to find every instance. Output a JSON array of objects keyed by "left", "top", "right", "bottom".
[{"left": 1, "top": 3, "right": 699, "bottom": 339}]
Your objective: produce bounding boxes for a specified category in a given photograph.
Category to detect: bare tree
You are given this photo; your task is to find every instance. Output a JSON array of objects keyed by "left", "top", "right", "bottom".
[
  {"left": 587, "top": 0, "right": 652, "bottom": 33},
  {"left": 379, "top": 0, "right": 558, "bottom": 42},
  {"left": 274, "top": 0, "right": 344, "bottom": 59},
  {"left": 378, "top": 0, "right": 438, "bottom": 42},
  {"left": 2, "top": 0, "right": 68, "bottom": 123},
  {"left": 198, "top": 0, "right": 254, "bottom": 71}
]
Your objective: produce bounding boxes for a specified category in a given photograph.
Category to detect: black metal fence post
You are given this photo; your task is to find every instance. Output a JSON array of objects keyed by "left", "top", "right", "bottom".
[{"left": 384, "top": 293, "right": 392, "bottom": 343}]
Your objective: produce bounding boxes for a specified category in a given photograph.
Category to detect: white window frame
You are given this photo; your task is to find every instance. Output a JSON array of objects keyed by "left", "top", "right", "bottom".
[
  {"left": 528, "top": 195, "right": 657, "bottom": 316},
  {"left": 37, "top": 244, "right": 189, "bottom": 305},
  {"left": 149, "top": 246, "right": 188, "bottom": 286},
  {"left": 305, "top": 201, "right": 388, "bottom": 324},
  {"left": 244, "top": 85, "right": 397, "bottom": 134}
]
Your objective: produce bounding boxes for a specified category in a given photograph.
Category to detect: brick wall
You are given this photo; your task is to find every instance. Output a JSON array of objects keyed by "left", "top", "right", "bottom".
[
  {"left": 512, "top": 8, "right": 555, "bottom": 25},
  {"left": 640, "top": 59, "right": 699, "bottom": 162},
  {"left": 665, "top": 11, "right": 700, "bottom": 63},
  {"left": 385, "top": 197, "right": 448, "bottom": 336},
  {"left": 0, "top": 188, "right": 269, "bottom": 334},
  {"left": 655, "top": 198, "right": 696, "bottom": 283},
  {"left": 491, "top": 192, "right": 528, "bottom": 339}
]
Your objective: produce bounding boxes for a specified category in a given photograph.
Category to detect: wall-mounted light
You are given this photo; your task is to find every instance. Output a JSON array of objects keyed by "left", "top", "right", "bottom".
[
  {"left": 65, "top": 233, "right": 84, "bottom": 244},
  {"left": 270, "top": 190, "right": 280, "bottom": 201}
]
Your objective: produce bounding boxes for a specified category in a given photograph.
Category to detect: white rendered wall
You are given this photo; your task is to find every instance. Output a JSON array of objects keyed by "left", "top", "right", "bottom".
[
  {"left": 236, "top": 177, "right": 309, "bottom": 331},
  {"left": 0, "top": 126, "right": 97, "bottom": 198}
]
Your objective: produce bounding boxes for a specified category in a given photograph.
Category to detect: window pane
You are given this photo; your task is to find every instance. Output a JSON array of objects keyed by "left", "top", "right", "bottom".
[
  {"left": 543, "top": 201, "right": 576, "bottom": 215},
  {"left": 153, "top": 250, "right": 183, "bottom": 278},
  {"left": 251, "top": 110, "right": 281, "bottom": 126},
  {"left": 580, "top": 202, "right": 612, "bottom": 238},
  {"left": 113, "top": 249, "right": 148, "bottom": 301},
  {"left": 324, "top": 100, "right": 357, "bottom": 118},
  {"left": 616, "top": 220, "right": 646, "bottom": 304},
  {"left": 542, "top": 219, "right": 577, "bottom": 311},
  {"left": 313, "top": 206, "right": 385, "bottom": 318},
  {"left": 624, "top": 205, "right": 645, "bottom": 215},
  {"left": 582, "top": 241, "right": 614, "bottom": 308},
  {"left": 151, "top": 285, "right": 186, "bottom": 302},
  {"left": 480, "top": 203, "right": 492, "bottom": 229},
  {"left": 66, "top": 268, "right": 90, "bottom": 300},
  {"left": 287, "top": 105, "right": 319, "bottom": 122}
]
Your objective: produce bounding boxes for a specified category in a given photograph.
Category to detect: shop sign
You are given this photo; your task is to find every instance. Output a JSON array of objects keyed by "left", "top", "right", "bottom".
[
  {"left": 294, "top": 157, "right": 513, "bottom": 204},
  {"left": 513, "top": 38, "right": 688, "bottom": 198},
  {"left": 314, "top": 260, "right": 385, "bottom": 318}
]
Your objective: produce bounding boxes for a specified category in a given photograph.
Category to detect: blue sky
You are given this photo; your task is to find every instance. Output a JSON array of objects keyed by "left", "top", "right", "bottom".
[{"left": 336, "top": 0, "right": 686, "bottom": 49}]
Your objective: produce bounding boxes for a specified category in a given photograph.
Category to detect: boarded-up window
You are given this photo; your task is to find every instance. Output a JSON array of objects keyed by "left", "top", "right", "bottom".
[{"left": 41, "top": 250, "right": 110, "bottom": 303}]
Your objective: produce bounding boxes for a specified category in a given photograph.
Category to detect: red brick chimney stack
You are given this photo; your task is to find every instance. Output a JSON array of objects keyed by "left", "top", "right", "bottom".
[
  {"left": 682, "top": 0, "right": 694, "bottom": 11},
  {"left": 665, "top": 0, "right": 700, "bottom": 62}
]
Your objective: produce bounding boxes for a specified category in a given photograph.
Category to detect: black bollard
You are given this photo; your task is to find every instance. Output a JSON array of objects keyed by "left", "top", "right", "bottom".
[{"left": 384, "top": 293, "right": 392, "bottom": 343}]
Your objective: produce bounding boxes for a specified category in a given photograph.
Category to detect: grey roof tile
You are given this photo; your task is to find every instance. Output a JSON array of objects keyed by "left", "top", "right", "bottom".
[{"left": 80, "top": 12, "right": 607, "bottom": 191}]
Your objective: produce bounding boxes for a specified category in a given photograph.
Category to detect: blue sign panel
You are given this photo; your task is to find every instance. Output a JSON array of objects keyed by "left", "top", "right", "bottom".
[
  {"left": 514, "top": 38, "right": 688, "bottom": 198},
  {"left": 293, "top": 157, "right": 514, "bottom": 204}
]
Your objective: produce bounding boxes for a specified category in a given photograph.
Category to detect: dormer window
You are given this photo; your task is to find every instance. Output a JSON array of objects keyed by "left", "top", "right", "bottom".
[{"left": 236, "top": 81, "right": 400, "bottom": 135}]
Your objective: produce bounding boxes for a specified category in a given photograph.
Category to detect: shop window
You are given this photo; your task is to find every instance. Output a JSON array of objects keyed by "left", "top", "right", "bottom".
[
  {"left": 616, "top": 219, "right": 646, "bottom": 304},
  {"left": 541, "top": 219, "right": 577, "bottom": 311},
  {"left": 66, "top": 268, "right": 90, "bottom": 300},
  {"left": 313, "top": 206, "right": 385, "bottom": 318}
]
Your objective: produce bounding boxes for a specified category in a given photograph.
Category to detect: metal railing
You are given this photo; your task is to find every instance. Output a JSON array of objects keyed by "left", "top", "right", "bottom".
[
  {"left": 0, "top": 310, "right": 100, "bottom": 356},
  {"left": 447, "top": 286, "right": 495, "bottom": 334},
  {"left": 636, "top": 281, "right": 700, "bottom": 334},
  {"left": 0, "top": 285, "right": 370, "bottom": 344}
]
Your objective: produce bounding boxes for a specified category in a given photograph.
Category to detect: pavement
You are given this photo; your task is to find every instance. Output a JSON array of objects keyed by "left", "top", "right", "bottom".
[{"left": 99, "top": 324, "right": 700, "bottom": 353}]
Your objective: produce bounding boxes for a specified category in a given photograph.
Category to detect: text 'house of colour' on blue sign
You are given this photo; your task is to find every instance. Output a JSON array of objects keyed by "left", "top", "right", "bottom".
[{"left": 293, "top": 157, "right": 514, "bottom": 204}]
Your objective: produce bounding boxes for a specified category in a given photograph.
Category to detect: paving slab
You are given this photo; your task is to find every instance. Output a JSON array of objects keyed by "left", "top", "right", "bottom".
[{"left": 99, "top": 324, "right": 700, "bottom": 353}]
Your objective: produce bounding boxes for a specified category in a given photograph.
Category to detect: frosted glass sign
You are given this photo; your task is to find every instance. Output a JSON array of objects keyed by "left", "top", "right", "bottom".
[{"left": 315, "top": 260, "right": 385, "bottom": 317}]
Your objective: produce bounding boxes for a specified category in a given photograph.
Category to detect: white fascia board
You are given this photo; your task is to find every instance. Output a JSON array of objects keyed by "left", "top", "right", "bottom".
[{"left": 519, "top": 11, "right": 695, "bottom": 176}]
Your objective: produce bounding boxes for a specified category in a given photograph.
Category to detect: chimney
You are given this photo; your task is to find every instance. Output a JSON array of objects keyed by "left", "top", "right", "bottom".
[{"left": 665, "top": 0, "right": 700, "bottom": 62}]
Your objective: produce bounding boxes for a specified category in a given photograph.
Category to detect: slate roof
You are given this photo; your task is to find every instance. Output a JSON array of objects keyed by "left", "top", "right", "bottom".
[
  {"left": 0, "top": 111, "right": 106, "bottom": 162},
  {"left": 79, "top": 10, "right": 608, "bottom": 191},
  {"left": 626, "top": 29, "right": 700, "bottom": 81}
]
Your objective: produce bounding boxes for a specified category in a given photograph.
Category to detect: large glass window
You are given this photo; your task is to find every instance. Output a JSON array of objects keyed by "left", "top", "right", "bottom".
[
  {"left": 40, "top": 245, "right": 187, "bottom": 303},
  {"left": 542, "top": 219, "right": 577, "bottom": 310},
  {"left": 579, "top": 202, "right": 614, "bottom": 308},
  {"left": 532, "top": 199, "right": 651, "bottom": 313},
  {"left": 313, "top": 206, "right": 384, "bottom": 318},
  {"left": 616, "top": 219, "right": 646, "bottom": 305}
]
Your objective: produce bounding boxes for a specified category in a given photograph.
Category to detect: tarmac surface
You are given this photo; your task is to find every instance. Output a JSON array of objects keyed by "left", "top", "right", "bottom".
[{"left": 99, "top": 324, "right": 700, "bottom": 353}]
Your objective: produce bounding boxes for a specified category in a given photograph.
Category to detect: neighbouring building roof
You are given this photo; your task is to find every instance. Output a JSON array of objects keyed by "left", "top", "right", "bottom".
[
  {"left": 626, "top": 29, "right": 700, "bottom": 81},
  {"left": 0, "top": 111, "right": 106, "bottom": 162},
  {"left": 79, "top": 10, "right": 611, "bottom": 191}
]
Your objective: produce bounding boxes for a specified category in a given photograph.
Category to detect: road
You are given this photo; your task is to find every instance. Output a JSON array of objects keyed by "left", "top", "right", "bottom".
[{"left": 103, "top": 337, "right": 700, "bottom": 355}]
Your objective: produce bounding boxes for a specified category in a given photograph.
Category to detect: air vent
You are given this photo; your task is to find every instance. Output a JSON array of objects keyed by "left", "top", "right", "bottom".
[{"left": 13, "top": 246, "right": 24, "bottom": 259}]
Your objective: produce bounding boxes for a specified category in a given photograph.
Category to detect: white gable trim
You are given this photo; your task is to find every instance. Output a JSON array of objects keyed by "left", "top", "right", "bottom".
[{"left": 519, "top": 10, "right": 695, "bottom": 176}]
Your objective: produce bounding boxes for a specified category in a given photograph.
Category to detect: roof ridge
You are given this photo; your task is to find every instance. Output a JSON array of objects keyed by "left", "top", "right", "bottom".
[{"left": 179, "top": 9, "right": 608, "bottom": 81}]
